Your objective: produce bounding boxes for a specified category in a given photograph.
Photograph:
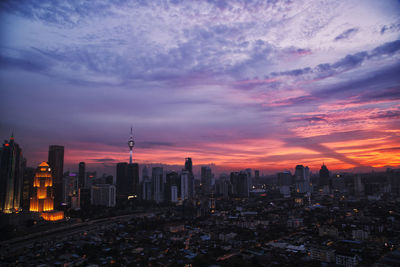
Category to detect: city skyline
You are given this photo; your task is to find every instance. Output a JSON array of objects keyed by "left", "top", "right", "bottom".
[{"left": 1, "top": 1, "right": 400, "bottom": 173}]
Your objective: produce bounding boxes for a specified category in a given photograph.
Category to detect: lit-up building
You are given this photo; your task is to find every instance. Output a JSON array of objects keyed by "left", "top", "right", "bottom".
[
  {"left": 30, "top": 162, "right": 64, "bottom": 221},
  {"left": 0, "top": 134, "right": 24, "bottom": 213}
]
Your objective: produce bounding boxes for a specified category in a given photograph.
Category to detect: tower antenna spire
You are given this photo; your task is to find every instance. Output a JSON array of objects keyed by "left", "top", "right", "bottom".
[{"left": 128, "top": 127, "right": 135, "bottom": 164}]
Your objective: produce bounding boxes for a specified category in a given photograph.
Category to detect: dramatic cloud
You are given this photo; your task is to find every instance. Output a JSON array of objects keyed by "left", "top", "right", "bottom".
[{"left": 0, "top": 0, "right": 399, "bottom": 174}]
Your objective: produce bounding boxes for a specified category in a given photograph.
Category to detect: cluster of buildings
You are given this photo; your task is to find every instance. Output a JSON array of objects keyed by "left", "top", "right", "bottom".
[{"left": 1, "top": 130, "right": 400, "bottom": 266}]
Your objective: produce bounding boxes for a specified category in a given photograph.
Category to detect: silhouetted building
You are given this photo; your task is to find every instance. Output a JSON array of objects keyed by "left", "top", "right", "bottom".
[
  {"left": 166, "top": 171, "right": 180, "bottom": 202},
  {"left": 185, "top": 158, "right": 193, "bottom": 174},
  {"left": 128, "top": 127, "right": 135, "bottom": 164},
  {"left": 319, "top": 163, "right": 330, "bottom": 186},
  {"left": 278, "top": 171, "right": 292, "bottom": 186},
  {"left": 22, "top": 164, "right": 35, "bottom": 211},
  {"left": 142, "top": 176, "right": 152, "bottom": 201},
  {"left": 79, "top": 188, "right": 91, "bottom": 209},
  {"left": 91, "top": 184, "right": 116, "bottom": 207},
  {"left": 85, "top": 171, "right": 96, "bottom": 188},
  {"left": 152, "top": 167, "right": 164, "bottom": 203},
  {"left": 78, "top": 162, "right": 85, "bottom": 189},
  {"left": 254, "top": 170, "right": 260, "bottom": 185},
  {"left": 116, "top": 163, "right": 139, "bottom": 201},
  {"left": 48, "top": 145, "right": 64, "bottom": 208},
  {"left": 230, "top": 171, "right": 249, "bottom": 197},
  {"left": 181, "top": 170, "right": 190, "bottom": 200},
  {"left": 184, "top": 158, "right": 194, "bottom": 198},
  {"left": 294, "top": 165, "right": 309, "bottom": 193},
  {"left": 201, "top": 166, "right": 212, "bottom": 193},
  {"left": 0, "top": 135, "right": 24, "bottom": 213}
]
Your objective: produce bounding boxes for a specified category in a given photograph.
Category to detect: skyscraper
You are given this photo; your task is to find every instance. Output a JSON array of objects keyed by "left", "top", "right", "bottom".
[
  {"left": 319, "top": 163, "right": 330, "bottom": 186},
  {"left": 184, "top": 158, "right": 194, "bottom": 198},
  {"left": 78, "top": 162, "right": 85, "bottom": 189},
  {"left": 48, "top": 145, "right": 64, "bottom": 208},
  {"left": 152, "top": 167, "right": 164, "bottom": 203},
  {"left": 181, "top": 169, "right": 190, "bottom": 200},
  {"left": 30, "top": 162, "right": 64, "bottom": 221},
  {"left": 230, "top": 171, "right": 249, "bottom": 198},
  {"left": 166, "top": 171, "right": 180, "bottom": 202},
  {"left": 30, "top": 162, "right": 54, "bottom": 212},
  {"left": 0, "top": 135, "right": 24, "bottom": 213},
  {"left": 184, "top": 158, "right": 193, "bottom": 174},
  {"left": 116, "top": 162, "right": 139, "bottom": 201},
  {"left": 201, "top": 166, "right": 212, "bottom": 193}
]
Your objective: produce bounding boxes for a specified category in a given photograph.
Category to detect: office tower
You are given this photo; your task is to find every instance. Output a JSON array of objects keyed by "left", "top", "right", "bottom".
[
  {"left": 142, "top": 176, "right": 153, "bottom": 201},
  {"left": 184, "top": 158, "right": 194, "bottom": 198},
  {"left": 128, "top": 163, "right": 139, "bottom": 196},
  {"left": 201, "top": 166, "right": 212, "bottom": 193},
  {"left": 116, "top": 163, "right": 139, "bottom": 201},
  {"left": 152, "top": 167, "right": 164, "bottom": 203},
  {"left": 230, "top": 171, "right": 249, "bottom": 198},
  {"left": 181, "top": 169, "right": 190, "bottom": 200},
  {"left": 128, "top": 127, "right": 135, "bottom": 164},
  {"left": 141, "top": 165, "right": 150, "bottom": 200},
  {"left": 166, "top": 171, "right": 180, "bottom": 202},
  {"left": 216, "top": 174, "right": 231, "bottom": 199},
  {"left": 22, "top": 165, "right": 35, "bottom": 211},
  {"left": 319, "top": 163, "right": 330, "bottom": 186},
  {"left": 295, "top": 165, "right": 305, "bottom": 182},
  {"left": 278, "top": 171, "right": 292, "bottom": 186},
  {"left": 142, "top": 165, "right": 149, "bottom": 180},
  {"left": 48, "top": 145, "right": 64, "bottom": 208},
  {"left": 305, "top": 166, "right": 310, "bottom": 182},
  {"left": 294, "top": 165, "right": 308, "bottom": 193},
  {"left": 254, "top": 170, "right": 260, "bottom": 185},
  {"left": 30, "top": 162, "right": 64, "bottom": 221},
  {"left": 63, "top": 172, "right": 78, "bottom": 205},
  {"left": 0, "top": 135, "right": 24, "bottom": 213},
  {"left": 78, "top": 162, "right": 85, "bottom": 189},
  {"left": 185, "top": 158, "right": 193, "bottom": 174},
  {"left": 79, "top": 188, "right": 91, "bottom": 209},
  {"left": 91, "top": 184, "right": 116, "bottom": 207}
]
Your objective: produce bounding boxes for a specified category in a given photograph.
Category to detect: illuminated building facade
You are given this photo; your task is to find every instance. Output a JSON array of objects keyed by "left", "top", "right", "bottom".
[
  {"left": 30, "top": 162, "right": 54, "bottom": 212},
  {"left": 30, "top": 162, "right": 64, "bottom": 221},
  {"left": 0, "top": 134, "right": 24, "bottom": 213}
]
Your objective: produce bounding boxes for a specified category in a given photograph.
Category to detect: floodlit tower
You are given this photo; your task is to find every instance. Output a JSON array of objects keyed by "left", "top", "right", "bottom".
[
  {"left": 30, "top": 162, "right": 64, "bottom": 221},
  {"left": 128, "top": 127, "right": 135, "bottom": 164},
  {"left": 30, "top": 162, "right": 54, "bottom": 212}
]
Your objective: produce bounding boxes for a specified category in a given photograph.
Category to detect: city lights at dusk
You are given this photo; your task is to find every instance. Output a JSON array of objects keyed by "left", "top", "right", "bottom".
[
  {"left": 1, "top": 0, "right": 399, "bottom": 173},
  {"left": 1, "top": 1, "right": 400, "bottom": 266}
]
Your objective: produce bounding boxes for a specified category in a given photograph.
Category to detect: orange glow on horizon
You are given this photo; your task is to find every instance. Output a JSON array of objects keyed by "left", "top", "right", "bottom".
[{"left": 58, "top": 134, "right": 400, "bottom": 173}]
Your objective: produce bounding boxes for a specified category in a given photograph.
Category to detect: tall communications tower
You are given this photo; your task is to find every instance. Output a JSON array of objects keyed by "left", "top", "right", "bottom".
[{"left": 128, "top": 127, "right": 135, "bottom": 164}]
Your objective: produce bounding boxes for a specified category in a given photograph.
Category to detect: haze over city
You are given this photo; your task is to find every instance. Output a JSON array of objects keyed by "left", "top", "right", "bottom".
[{"left": 1, "top": 0, "right": 400, "bottom": 173}]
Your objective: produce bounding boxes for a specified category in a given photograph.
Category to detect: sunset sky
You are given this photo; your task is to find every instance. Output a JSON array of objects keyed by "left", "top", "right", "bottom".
[{"left": 1, "top": 0, "right": 399, "bottom": 174}]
